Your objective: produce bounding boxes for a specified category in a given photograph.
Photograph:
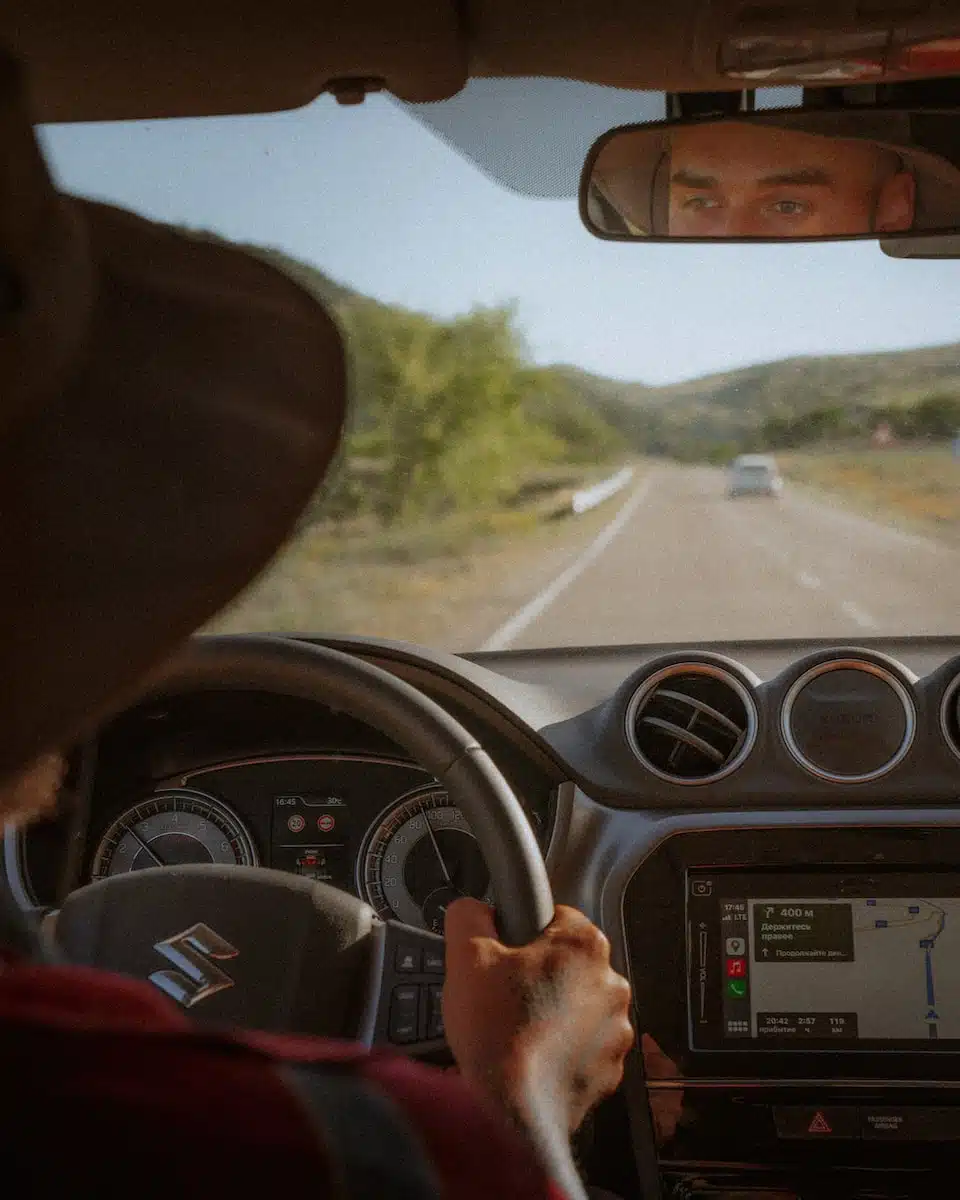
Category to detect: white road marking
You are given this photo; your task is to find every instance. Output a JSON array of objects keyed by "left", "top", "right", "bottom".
[
  {"left": 841, "top": 600, "right": 878, "bottom": 629},
  {"left": 479, "top": 471, "right": 658, "bottom": 652},
  {"left": 726, "top": 486, "right": 882, "bottom": 629}
]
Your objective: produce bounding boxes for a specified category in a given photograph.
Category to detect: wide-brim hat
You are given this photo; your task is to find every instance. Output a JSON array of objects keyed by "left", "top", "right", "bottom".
[{"left": 0, "top": 48, "right": 347, "bottom": 781}]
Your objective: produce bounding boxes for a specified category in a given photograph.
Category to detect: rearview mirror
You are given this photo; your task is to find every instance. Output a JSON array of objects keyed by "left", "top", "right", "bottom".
[{"left": 580, "top": 108, "right": 960, "bottom": 242}]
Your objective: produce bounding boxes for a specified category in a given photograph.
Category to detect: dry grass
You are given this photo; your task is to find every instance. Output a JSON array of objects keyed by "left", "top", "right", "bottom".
[
  {"left": 781, "top": 446, "right": 960, "bottom": 540},
  {"left": 209, "top": 463, "right": 643, "bottom": 650}
]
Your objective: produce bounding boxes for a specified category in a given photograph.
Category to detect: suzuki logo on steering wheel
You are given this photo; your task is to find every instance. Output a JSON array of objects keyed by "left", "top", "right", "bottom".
[{"left": 148, "top": 922, "right": 239, "bottom": 1008}]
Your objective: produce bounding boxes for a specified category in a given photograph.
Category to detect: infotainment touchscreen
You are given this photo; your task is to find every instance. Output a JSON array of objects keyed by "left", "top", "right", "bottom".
[{"left": 687, "top": 870, "right": 960, "bottom": 1051}]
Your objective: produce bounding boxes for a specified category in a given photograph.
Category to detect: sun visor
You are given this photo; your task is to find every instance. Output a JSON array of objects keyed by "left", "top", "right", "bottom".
[{"left": 4, "top": 0, "right": 467, "bottom": 121}]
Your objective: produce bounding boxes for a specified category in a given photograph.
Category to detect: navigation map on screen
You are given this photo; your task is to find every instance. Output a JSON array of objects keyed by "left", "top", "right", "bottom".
[
  {"left": 687, "top": 872, "right": 960, "bottom": 1050},
  {"left": 747, "top": 898, "right": 959, "bottom": 1040}
]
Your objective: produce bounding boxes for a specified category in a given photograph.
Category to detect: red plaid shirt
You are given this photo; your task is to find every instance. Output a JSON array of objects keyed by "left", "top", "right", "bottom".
[{"left": 0, "top": 958, "right": 566, "bottom": 1199}]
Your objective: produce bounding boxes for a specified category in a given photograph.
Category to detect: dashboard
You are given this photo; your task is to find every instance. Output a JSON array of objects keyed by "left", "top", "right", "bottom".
[
  {"left": 13, "top": 686, "right": 555, "bottom": 935},
  {"left": 11, "top": 631, "right": 960, "bottom": 1200}
]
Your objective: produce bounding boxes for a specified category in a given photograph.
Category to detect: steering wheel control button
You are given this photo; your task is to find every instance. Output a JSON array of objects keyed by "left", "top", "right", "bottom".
[
  {"left": 773, "top": 1106, "right": 859, "bottom": 1140},
  {"left": 426, "top": 984, "right": 444, "bottom": 1039},
  {"left": 395, "top": 945, "right": 421, "bottom": 974},
  {"left": 423, "top": 947, "right": 445, "bottom": 974},
  {"left": 861, "top": 1107, "right": 960, "bottom": 1140},
  {"left": 388, "top": 985, "right": 420, "bottom": 1044}
]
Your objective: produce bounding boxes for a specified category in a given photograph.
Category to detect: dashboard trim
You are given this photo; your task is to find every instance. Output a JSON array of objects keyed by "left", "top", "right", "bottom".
[{"left": 176, "top": 751, "right": 433, "bottom": 788}]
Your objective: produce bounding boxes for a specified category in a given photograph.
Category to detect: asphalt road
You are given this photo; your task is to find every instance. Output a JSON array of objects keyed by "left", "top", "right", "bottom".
[{"left": 480, "top": 464, "right": 960, "bottom": 651}]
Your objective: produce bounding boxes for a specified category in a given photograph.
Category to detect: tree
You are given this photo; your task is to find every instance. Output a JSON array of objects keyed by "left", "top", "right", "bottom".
[{"left": 912, "top": 393, "right": 960, "bottom": 439}]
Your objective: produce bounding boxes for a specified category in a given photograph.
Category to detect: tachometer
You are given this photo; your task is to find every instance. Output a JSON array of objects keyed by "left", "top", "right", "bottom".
[
  {"left": 359, "top": 788, "right": 492, "bottom": 933},
  {"left": 91, "top": 789, "right": 258, "bottom": 879}
]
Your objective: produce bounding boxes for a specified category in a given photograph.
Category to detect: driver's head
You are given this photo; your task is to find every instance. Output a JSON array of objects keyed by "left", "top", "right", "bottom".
[
  {"left": 0, "top": 46, "right": 348, "bottom": 800},
  {"left": 666, "top": 121, "right": 916, "bottom": 237}
]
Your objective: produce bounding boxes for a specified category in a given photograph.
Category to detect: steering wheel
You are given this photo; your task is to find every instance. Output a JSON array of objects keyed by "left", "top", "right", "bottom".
[{"left": 48, "top": 636, "right": 555, "bottom": 1050}]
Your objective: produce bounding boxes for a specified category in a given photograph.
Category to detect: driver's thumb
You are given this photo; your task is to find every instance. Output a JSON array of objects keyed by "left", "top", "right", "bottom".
[{"left": 444, "top": 896, "right": 498, "bottom": 946}]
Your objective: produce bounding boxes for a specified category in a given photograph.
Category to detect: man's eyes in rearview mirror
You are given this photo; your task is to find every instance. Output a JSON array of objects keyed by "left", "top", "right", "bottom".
[
  {"left": 679, "top": 195, "right": 721, "bottom": 211},
  {"left": 767, "top": 199, "right": 812, "bottom": 217}
]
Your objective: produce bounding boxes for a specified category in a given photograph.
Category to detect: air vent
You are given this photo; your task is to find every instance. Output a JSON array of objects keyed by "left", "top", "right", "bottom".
[
  {"left": 939, "top": 673, "right": 960, "bottom": 763},
  {"left": 625, "top": 663, "right": 757, "bottom": 785},
  {"left": 782, "top": 658, "right": 915, "bottom": 784}
]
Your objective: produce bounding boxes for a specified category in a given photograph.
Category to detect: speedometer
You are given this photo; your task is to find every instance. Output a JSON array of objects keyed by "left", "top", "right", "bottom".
[
  {"left": 359, "top": 788, "right": 493, "bottom": 933},
  {"left": 91, "top": 789, "right": 258, "bottom": 879}
]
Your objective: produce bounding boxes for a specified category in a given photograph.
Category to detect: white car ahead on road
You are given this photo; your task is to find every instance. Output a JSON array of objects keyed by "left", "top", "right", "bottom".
[{"left": 727, "top": 454, "right": 783, "bottom": 499}]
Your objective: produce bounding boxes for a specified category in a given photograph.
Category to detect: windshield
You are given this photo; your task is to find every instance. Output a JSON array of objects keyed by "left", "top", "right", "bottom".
[{"left": 41, "top": 84, "right": 960, "bottom": 652}]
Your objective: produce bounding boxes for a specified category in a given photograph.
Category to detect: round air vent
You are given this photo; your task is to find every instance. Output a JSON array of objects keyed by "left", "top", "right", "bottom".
[
  {"left": 939, "top": 673, "right": 960, "bottom": 762},
  {"left": 625, "top": 663, "right": 757, "bottom": 785},
  {"left": 781, "top": 659, "right": 915, "bottom": 784}
]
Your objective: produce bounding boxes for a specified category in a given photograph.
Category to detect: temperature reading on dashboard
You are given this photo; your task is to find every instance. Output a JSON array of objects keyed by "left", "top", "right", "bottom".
[{"left": 270, "top": 793, "right": 353, "bottom": 890}]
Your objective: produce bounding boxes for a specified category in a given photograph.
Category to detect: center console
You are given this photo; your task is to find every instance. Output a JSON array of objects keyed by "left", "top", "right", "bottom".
[{"left": 622, "top": 825, "right": 960, "bottom": 1198}]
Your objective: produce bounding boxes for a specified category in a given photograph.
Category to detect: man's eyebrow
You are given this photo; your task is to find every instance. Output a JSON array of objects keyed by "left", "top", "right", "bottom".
[
  {"left": 670, "top": 166, "right": 836, "bottom": 188},
  {"left": 757, "top": 167, "right": 835, "bottom": 187},
  {"left": 670, "top": 169, "right": 717, "bottom": 188}
]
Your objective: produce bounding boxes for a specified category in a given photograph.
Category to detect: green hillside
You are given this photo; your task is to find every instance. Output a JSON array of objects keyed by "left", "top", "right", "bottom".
[
  {"left": 555, "top": 342, "right": 960, "bottom": 456},
  {"left": 651, "top": 343, "right": 960, "bottom": 436},
  {"left": 198, "top": 230, "right": 960, "bottom": 464}
]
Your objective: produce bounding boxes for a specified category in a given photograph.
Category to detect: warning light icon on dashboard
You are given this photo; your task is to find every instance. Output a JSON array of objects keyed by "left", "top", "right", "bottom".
[{"left": 808, "top": 1112, "right": 832, "bottom": 1135}]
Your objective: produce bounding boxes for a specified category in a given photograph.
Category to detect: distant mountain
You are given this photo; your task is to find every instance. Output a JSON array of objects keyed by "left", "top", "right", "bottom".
[
  {"left": 654, "top": 343, "right": 960, "bottom": 434},
  {"left": 551, "top": 343, "right": 960, "bottom": 448}
]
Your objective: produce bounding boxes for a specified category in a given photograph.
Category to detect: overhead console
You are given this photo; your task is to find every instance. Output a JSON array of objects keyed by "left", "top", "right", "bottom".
[{"left": 623, "top": 825, "right": 960, "bottom": 1198}]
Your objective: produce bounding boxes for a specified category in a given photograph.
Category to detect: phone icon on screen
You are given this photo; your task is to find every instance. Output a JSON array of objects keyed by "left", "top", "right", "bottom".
[{"left": 727, "top": 979, "right": 748, "bottom": 999}]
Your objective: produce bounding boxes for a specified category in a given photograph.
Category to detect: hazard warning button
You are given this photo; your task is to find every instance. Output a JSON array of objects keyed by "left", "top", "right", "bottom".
[{"left": 773, "top": 1106, "right": 860, "bottom": 1140}]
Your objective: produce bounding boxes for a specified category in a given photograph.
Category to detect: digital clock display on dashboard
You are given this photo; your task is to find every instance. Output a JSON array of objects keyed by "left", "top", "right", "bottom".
[{"left": 687, "top": 870, "right": 960, "bottom": 1052}]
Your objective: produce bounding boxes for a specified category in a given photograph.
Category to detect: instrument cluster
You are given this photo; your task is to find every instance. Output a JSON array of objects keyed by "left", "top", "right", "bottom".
[{"left": 75, "top": 752, "right": 547, "bottom": 934}]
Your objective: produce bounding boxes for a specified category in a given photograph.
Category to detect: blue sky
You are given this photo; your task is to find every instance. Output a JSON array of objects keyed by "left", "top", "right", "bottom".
[{"left": 40, "top": 85, "right": 960, "bottom": 386}]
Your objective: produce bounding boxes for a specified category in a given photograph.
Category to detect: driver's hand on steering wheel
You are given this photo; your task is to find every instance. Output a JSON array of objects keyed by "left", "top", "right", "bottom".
[{"left": 443, "top": 899, "right": 634, "bottom": 1138}]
